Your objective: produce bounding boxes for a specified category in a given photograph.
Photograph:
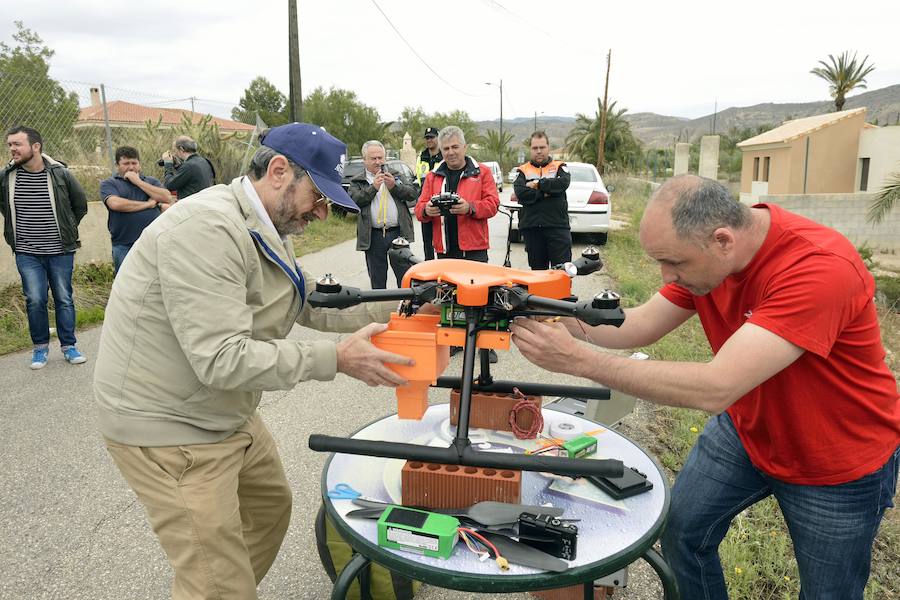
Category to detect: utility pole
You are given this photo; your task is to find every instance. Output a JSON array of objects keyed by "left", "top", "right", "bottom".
[
  {"left": 534, "top": 111, "right": 537, "bottom": 131},
  {"left": 597, "top": 49, "right": 611, "bottom": 174},
  {"left": 499, "top": 79, "right": 504, "bottom": 164},
  {"left": 711, "top": 98, "right": 717, "bottom": 135},
  {"left": 288, "top": 0, "right": 303, "bottom": 122}
]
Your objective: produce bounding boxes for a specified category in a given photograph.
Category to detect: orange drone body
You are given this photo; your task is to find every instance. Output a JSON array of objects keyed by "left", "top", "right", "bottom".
[{"left": 401, "top": 259, "right": 572, "bottom": 306}]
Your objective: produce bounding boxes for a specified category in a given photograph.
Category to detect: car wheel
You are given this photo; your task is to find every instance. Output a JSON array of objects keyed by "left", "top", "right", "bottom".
[
  {"left": 509, "top": 229, "right": 521, "bottom": 243},
  {"left": 590, "top": 232, "right": 608, "bottom": 246}
]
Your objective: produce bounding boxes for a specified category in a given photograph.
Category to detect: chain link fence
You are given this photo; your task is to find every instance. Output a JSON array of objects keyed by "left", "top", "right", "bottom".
[{"left": 0, "top": 71, "right": 262, "bottom": 200}]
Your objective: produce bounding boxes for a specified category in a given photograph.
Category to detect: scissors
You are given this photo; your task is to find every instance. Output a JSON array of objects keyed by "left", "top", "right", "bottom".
[{"left": 327, "top": 483, "right": 362, "bottom": 500}]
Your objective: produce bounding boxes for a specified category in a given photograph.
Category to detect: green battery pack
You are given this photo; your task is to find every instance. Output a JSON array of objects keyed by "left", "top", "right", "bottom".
[
  {"left": 562, "top": 435, "right": 598, "bottom": 459},
  {"left": 440, "top": 304, "right": 509, "bottom": 330},
  {"left": 377, "top": 505, "right": 460, "bottom": 559}
]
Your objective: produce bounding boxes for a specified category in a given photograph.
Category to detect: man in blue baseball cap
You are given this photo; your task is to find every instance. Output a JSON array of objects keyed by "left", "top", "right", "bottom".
[{"left": 94, "top": 123, "right": 412, "bottom": 599}]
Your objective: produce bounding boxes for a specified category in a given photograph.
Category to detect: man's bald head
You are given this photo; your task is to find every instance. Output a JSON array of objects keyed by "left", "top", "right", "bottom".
[
  {"left": 643, "top": 175, "right": 750, "bottom": 244},
  {"left": 174, "top": 136, "right": 198, "bottom": 154}
]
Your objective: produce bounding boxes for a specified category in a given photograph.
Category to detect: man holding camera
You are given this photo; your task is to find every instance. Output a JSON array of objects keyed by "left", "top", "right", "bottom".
[
  {"left": 415, "top": 125, "right": 500, "bottom": 360},
  {"left": 415, "top": 126, "right": 498, "bottom": 263},
  {"left": 161, "top": 135, "right": 215, "bottom": 200},
  {"left": 349, "top": 140, "right": 419, "bottom": 289}
]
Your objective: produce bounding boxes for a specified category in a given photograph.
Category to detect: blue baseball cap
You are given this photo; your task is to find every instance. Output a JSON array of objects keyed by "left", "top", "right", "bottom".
[{"left": 259, "top": 123, "right": 359, "bottom": 213}]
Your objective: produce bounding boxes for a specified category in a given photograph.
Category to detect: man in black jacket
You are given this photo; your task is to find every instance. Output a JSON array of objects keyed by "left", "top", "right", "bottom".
[
  {"left": 161, "top": 136, "right": 215, "bottom": 200},
  {"left": 1, "top": 125, "right": 88, "bottom": 369},
  {"left": 513, "top": 131, "right": 572, "bottom": 270},
  {"left": 349, "top": 140, "right": 419, "bottom": 289},
  {"left": 416, "top": 127, "right": 442, "bottom": 259}
]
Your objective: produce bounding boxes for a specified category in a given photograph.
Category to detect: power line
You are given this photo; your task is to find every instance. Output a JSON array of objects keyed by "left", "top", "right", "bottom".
[
  {"left": 370, "top": 0, "right": 489, "bottom": 98},
  {"left": 485, "top": 1, "right": 602, "bottom": 59}
]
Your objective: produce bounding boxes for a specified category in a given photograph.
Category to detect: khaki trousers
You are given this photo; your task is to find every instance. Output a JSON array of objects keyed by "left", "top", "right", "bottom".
[{"left": 105, "top": 413, "right": 292, "bottom": 600}]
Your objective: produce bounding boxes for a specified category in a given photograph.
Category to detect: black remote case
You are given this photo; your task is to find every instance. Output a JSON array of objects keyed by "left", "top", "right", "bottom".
[{"left": 586, "top": 466, "right": 653, "bottom": 500}]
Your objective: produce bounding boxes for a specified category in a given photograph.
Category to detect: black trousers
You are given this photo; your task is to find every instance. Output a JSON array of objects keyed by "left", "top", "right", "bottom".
[
  {"left": 521, "top": 227, "right": 572, "bottom": 270},
  {"left": 421, "top": 221, "right": 434, "bottom": 260},
  {"left": 437, "top": 248, "right": 489, "bottom": 263},
  {"left": 364, "top": 226, "right": 405, "bottom": 289}
]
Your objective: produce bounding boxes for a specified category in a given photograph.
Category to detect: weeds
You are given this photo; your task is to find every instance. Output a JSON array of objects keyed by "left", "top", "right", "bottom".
[
  {"left": 0, "top": 260, "right": 112, "bottom": 354},
  {"left": 292, "top": 212, "right": 358, "bottom": 257}
]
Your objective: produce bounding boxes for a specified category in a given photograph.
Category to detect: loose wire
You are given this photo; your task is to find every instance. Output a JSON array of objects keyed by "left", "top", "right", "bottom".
[{"left": 508, "top": 387, "right": 543, "bottom": 439}]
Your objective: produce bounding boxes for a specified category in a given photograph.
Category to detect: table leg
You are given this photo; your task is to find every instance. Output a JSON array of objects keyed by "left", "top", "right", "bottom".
[
  {"left": 642, "top": 547, "right": 680, "bottom": 600},
  {"left": 331, "top": 552, "right": 371, "bottom": 600}
]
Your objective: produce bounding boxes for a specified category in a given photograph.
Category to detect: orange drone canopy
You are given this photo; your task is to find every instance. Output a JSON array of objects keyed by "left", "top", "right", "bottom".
[{"left": 401, "top": 259, "right": 572, "bottom": 306}]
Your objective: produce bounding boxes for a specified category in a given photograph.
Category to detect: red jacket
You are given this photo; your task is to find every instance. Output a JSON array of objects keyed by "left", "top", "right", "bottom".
[{"left": 415, "top": 157, "right": 499, "bottom": 253}]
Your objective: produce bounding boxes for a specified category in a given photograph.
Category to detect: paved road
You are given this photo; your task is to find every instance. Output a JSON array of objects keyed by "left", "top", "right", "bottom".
[{"left": 1, "top": 193, "right": 661, "bottom": 599}]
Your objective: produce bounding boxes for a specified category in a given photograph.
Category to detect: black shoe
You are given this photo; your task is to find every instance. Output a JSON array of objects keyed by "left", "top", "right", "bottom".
[
  {"left": 450, "top": 346, "right": 463, "bottom": 357},
  {"left": 489, "top": 349, "right": 498, "bottom": 364}
]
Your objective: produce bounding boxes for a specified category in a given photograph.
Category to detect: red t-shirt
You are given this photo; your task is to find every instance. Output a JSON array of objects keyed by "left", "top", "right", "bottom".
[{"left": 660, "top": 204, "right": 899, "bottom": 485}]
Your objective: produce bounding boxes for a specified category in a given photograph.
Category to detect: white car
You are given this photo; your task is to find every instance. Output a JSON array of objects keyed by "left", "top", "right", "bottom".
[
  {"left": 500, "top": 161, "right": 611, "bottom": 245},
  {"left": 482, "top": 161, "right": 503, "bottom": 192}
]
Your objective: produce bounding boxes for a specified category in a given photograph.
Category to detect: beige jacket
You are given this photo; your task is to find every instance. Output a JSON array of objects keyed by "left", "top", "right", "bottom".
[{"left": 94, "top": 178, "right": 390, "bottom": 446}]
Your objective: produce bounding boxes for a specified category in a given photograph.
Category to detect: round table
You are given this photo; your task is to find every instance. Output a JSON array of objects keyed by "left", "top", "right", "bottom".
[{"left": 321, "top": 403, "right": 679, "bottom": 599}]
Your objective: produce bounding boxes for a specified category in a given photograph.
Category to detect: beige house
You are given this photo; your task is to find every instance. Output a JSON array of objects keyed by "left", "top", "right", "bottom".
[
  {"left": 737, "top": 108, "right": 870, "bottom": 200},
  {"left": 856, "top": 125, "right": 900, "bottom": 193}
]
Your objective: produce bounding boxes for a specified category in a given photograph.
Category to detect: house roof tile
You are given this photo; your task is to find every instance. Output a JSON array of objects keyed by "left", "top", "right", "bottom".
[
  {"left": 78, "top": 100, "right": 255, "bottom": 132},
  {"left": 737, "top": 107, "right": 867, "bottom": 148}
]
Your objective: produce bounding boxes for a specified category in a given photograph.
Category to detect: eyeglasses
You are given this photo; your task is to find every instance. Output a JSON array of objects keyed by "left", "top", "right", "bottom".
[{"left": 297, "top": 167, "right": 331, "bottom": 207}]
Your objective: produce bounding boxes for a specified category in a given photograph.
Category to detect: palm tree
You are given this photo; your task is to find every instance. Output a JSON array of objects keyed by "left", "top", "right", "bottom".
[
  {"left": 867, "top": 172, "right": 900, "bottom": 224},
  {"left": 565, "top": 99, "right": 642, "bottom": 171},
  {"left": 810, "top": 51, "right": 875, "bottom": 111},
  {"left": 477, "top": 128, "right": 515, "bottom": 171}
]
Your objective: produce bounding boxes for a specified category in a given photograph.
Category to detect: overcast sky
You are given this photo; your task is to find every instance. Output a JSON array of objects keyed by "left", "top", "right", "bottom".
[{"left": 3, "top": 0, "right": 899, "bottom": 124}]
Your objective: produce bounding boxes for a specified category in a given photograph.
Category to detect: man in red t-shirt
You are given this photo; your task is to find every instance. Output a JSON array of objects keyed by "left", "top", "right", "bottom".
[{"left": 511, "top": 175, "right": 899, "bottom": 598}]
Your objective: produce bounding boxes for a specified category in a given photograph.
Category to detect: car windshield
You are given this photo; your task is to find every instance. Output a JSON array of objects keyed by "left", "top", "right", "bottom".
[
  {"left": 569, "top": 165, "right": 597, "bottom": 183},
  {"left": 343, "top": 161, "right": 365, "bottom": 179}
]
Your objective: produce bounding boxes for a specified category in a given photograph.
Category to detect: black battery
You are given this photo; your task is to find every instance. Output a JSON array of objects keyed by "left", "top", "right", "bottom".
[{"left": 518, "top": 512, "right": 578, "bottom": 560}]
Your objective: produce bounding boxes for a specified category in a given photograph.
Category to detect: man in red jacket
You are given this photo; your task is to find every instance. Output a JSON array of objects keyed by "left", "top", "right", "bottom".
[
  {"left": 416, "top": 125, "right": 500, "bottom": 360},
  {"left": 415, "top": 125, "right": 499, "bottom": 262}
]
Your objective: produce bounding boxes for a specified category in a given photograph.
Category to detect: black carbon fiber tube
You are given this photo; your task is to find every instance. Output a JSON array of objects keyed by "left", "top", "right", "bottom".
[
  {"left": 524, "top": 295, "right": 625, "bottom": 327},
  {"left": 308, "top": 435, "right": 624, "bottom": 477},
  {"left": 308, "top": 287, "right": 415, "bottom": 309},
  {"left": 435, "top": 377, "right": 611, "bottom": 400}
]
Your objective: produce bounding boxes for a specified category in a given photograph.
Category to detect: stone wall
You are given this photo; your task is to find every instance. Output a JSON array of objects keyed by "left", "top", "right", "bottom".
[{"left": 748, "top": 192, "right": 900, "bottom": 251}]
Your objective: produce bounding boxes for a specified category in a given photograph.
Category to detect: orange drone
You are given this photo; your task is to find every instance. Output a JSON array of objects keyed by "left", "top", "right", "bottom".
[{"left": 308, "top": 243, "right": 626, "bottom": 479}]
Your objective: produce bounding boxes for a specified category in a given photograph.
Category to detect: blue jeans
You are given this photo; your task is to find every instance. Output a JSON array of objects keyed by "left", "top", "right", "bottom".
[
  {"left": 111, "top": 243, "right": 132, "bottom": 274},
  {"left": 661, "top": 412, "right": 899, "bottom": 600},
  {"left": 15, "top": 253, "right": 78, "bottom": 347}
]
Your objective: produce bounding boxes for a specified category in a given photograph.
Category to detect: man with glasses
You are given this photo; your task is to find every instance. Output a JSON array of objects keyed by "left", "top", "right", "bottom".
[
  {"left": 349, "top": 139, "right": 419, "bottom": 289},
  {"left": 94, "top": 123, "right": 414, "bottom": 600}
]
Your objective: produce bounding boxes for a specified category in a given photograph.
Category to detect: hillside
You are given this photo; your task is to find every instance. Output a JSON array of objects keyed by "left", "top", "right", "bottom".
[{"left": 475, "top": 84, "right": 900, "bottom": 150}]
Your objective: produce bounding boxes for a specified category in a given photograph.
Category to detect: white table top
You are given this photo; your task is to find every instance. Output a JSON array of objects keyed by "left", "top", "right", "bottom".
[{"left": 323, "top": 403, "right": 669, "bottom": 578}]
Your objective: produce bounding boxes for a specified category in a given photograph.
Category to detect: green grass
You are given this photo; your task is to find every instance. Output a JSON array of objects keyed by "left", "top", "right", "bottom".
[
  {"left": 0, "top": 213, "right": 359, "bottom": 355},
  {"left": 292, "top": 212, "right": 358, "bottom": 256},
  {"left": 0, "top": 261, "right": 113, "bottom": 355},
  {"left": 604, "top": 175, "right": 900, "bottom": 599}
]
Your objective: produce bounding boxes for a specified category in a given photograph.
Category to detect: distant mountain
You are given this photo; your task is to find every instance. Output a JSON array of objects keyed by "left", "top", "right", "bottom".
[
  {"left": 624, "top": 84, "right": 900, "bottom": 147},
  {"left": 474, "top": 116, "right": 576, "bottom": 152},
  {"left": 475, "top": 84, "right": 900, "bottom": 150}
]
